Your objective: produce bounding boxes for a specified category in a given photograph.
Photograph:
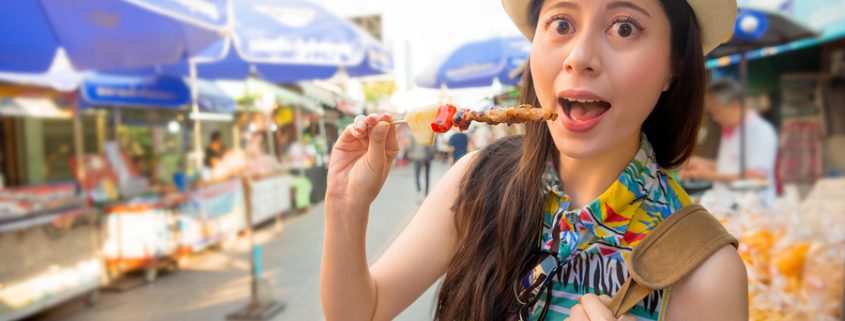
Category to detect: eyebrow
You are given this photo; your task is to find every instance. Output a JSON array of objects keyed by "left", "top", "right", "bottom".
[{"left": 606, "top": 1, "right": 652, "bottom": 17}]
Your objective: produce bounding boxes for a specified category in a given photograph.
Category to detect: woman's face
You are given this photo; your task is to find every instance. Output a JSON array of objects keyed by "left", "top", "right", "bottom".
[{"left": 530, "top": 0, "right": 673, "bottom": 160}]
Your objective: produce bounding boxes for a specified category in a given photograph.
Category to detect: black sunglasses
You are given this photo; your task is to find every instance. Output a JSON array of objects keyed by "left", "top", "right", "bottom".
[
  {"left": 513, "top": 213, "right": 565, "bottom": 321},
  {"left": 513, "top": 250, "right": 559, "bottom": 320}
]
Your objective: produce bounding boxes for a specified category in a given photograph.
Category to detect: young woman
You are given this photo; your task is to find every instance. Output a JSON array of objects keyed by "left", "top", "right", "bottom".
[{"left": 321, "top": 0, "right": 748, "bottom": 320}]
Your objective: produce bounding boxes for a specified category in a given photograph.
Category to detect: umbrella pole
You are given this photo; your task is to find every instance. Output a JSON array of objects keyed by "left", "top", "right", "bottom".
[
  {"left": 72, "top": 97, "right": 86, "bottom": 190},
  {"left": 190, "top": 59, "right": 203, "bottom": 173},
  {"left": 739, "top": 48, "right": 748, "bottom": 179}
]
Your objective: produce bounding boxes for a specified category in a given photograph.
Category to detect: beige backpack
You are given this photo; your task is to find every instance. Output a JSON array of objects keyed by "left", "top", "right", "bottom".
[{"left": 607, "top": 204, "right": 739, "bottom": 317}]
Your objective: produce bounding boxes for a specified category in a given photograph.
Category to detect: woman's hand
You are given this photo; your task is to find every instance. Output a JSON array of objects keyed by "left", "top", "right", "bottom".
[
  {"left": 565, "top": 294, "right": 636, "bottom": 321},
  {"left": 326, "top": 113, "right": 399, "bottom": 212}
]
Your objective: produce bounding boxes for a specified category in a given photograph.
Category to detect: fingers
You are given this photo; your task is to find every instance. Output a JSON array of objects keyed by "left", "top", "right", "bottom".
[
  {"left": 337, "top": 114, "right": 386, "bottom": 150},
  {"left": 338, "top": 124, "right": 360, "bottom": 145},
  {"left": 580, "top": 294, "right": 617, "bottom": 321},
  {"left": 381, "top": 114, "right": 399, "bottom": 153},
  {"left": 351, "top": 115, "right": 367, "bottom": 139},
  {"left": 351, "top": 114, "right": 390, "bottom": 139},
  {"left": 618, "top": 314, "right": 637, "bottom": 321},
  {"left": 746, "top": 170, "right": 767, "bottom": 180},
  {"left": 365, "top": 117, "right": 392, "bottom": 172},
  {"left": 568, "top": 302, "right": 590, "bottom": 321}
]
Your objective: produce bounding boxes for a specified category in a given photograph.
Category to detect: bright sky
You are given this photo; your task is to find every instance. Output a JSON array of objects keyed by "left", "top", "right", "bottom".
[{"left": 311, "top": 0, "right": 522, "bottom": 92}]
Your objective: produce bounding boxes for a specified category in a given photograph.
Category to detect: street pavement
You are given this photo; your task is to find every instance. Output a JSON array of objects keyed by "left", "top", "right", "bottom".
[{"left": 29, "top": 161, "right": 450, "bottom": 321}]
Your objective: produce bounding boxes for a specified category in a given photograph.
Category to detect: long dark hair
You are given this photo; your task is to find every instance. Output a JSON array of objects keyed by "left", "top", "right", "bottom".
[{"left": 434, "top": 0, "right": 705, "bottom": 320}]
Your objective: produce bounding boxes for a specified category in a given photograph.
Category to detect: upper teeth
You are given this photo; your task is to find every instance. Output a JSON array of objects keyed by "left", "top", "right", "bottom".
[{"left": 566, "top": 98, "right": 600, "bottom": 103}]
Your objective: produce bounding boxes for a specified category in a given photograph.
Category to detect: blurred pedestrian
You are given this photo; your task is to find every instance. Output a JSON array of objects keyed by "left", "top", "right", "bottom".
[
  {"left": 204, "top": 131, "right": 225, "bottom": 169},
  {"left": 202, "top": 131, "right": 225, "bottom": 180},
  {"left": 406, "top": 132, "right": 435, "bottom": 198},
  {"left": 448, "top": 131, "right": 469, "bottom": 164},
  {"left": 681, "top": 79, "right": 778, "bottom": 207}
]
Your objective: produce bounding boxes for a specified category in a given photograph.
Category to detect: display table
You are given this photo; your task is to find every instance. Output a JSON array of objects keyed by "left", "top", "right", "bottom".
[
  {"left": 177, "top": 179, "right": 246, "bottom": 253},
  {"left": 101, "top": 195, "right": 185, "bottom": 282},
  {"left": 247, "top": 173, "right": 292, "bottom": 226},
  {"left": 0, "top": 202, "right": 101, "bottom": 321}
]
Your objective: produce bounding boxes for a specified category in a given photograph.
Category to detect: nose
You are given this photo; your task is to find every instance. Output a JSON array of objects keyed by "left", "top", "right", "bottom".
[{"left": 562, "top": 33, "right": 602, "bottom": 77}]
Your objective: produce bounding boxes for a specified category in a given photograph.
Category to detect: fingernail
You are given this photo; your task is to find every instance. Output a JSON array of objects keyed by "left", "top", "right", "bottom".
[
  {"left": 376, "top": 121, "right": 389, "bottom": 135},
  {"left": 355, "top": 118, "right": 365, "bottom": 130}
]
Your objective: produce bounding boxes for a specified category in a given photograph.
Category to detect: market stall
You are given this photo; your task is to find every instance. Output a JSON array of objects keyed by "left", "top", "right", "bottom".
[
  {"left": 78, "top": 74, "right": 247, "bottom": 278},
  {"left": 218, "top": 79, "right": 325, "bottom": 213},
  {"left": 0, "top": 84, "right": 105, "bottom": 320}
]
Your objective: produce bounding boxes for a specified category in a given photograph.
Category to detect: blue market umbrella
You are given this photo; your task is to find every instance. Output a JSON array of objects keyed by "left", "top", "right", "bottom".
[
  {"left": 114, "top": 0, "right": 392, "bottom": 82},
  {"left": 416, "top": 36, "right": 529, "bottom": 89},
  {"left": 0, "top": 0, "right": 228, "bottom": 73},
  {"left": 708, "top": 7, "right": 816, "bottom": 177}
]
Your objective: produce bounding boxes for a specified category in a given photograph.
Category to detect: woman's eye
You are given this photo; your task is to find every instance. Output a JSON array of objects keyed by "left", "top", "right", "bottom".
[
  {"left": 608, "top": 19, "right": 642, "bottom": 38},
  {"left": 553, "top": 18, "right": 573, "bottom": 35}
]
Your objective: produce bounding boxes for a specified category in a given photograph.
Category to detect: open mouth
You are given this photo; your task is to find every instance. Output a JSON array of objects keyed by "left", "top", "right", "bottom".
[{"left": 558, "top": 97, "right": 612, "bottom": 123}]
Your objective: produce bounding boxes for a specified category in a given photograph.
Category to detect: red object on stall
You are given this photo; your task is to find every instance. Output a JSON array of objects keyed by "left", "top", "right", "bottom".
[{"left": 69, "top": 155, "right": 118, "bottom": 192}]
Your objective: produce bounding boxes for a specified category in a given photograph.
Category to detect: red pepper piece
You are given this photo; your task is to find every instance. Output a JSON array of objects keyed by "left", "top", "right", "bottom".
[{"left": 430, "top": 104, "right": 457, "bottom": 133}]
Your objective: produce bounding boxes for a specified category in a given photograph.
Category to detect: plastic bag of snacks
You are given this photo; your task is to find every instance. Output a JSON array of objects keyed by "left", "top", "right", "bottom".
[{"left": 791, "top": 243, "right": 844, "bottom": 321}]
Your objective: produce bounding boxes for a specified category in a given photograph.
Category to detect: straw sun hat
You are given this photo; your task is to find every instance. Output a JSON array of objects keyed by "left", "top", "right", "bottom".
[{"left": 501, "top": 0, "right": 737, "bottom": 55}]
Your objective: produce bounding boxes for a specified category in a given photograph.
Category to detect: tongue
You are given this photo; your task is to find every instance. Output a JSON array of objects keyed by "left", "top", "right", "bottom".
[{"left": 568, "top": 102, "right": 608, "bottom": 122}]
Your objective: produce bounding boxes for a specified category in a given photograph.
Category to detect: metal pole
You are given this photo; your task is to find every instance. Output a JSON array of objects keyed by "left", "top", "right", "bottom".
[
  {"left": 266, "top": 116, "right": 276, "bottom": 159},
  {"left": 739, "top": 48, "right": 748, "bottom": 179},
  {"left": 226, "top": 176, "right": 284, "bottom": 320},
  {"left": 241, "top": 177, "right": 258, "bottom": 307},
  {"left": 72, "top": 97, "right": 86, "bottom": 184},
  {"left": 190, "top": 59, "right": 203, "bottom": 173},
  {"left": 318, "top": 118, "right": 328, "bottom": 156},
  {"left": 113, "top": 107, "right": 121, "bottom": 141}
]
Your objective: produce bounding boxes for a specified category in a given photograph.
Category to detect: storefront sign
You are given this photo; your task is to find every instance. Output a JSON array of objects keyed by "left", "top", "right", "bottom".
[{"left": 81, "top": 74, "right": 190, "bottom": 108}]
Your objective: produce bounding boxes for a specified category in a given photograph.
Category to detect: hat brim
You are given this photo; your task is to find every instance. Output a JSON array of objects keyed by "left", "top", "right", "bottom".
[{"left": 501, "top": 0, "right": 737, "bottom": 55}]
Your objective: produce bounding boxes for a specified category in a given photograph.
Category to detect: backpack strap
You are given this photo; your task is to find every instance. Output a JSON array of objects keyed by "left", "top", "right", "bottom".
[{"left": 607, "top": 204, "right": 738, "bottom": 318}]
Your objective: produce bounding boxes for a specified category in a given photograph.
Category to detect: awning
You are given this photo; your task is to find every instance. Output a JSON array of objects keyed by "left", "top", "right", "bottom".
[
  {"left": 0, "top": 96, "right": 71, "bottom": 118},
  {"left": 706, "top": 2, "right": 845, "bottom": 69},
  {"left": 706, "top": 29, "right": 843, "bottom": 69},
  {"left": 216, "top": 79, "right": 324, "bottom": 115},
  {"left": 195, "top": 80, "right": 237, "bottom": 113},
  {"left": 299, "top": 81, "right": 338, "bottom": 107},
  {"left": 299, "top": 80, "right": 361, "bottom": 115}
]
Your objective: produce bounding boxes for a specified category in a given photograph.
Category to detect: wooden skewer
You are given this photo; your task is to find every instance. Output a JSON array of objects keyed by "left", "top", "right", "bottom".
[{"left": 392, "top": 119, "right": 407, "bottom": 125}]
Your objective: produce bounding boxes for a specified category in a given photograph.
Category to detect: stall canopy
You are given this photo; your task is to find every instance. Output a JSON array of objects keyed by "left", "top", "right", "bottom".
[
  {"left": 705, "top": 1, "right": 845, "bottom": 68},
  {"left": 0, "top": 96, "right": 70, "bottom": 118},
  {"left": 0, "top": 0, "right": 228, "bottom": 73},
  {"left": 216, "top": 79, "right": 323, "bottom": 115},
  {"left": 80, "top": 74, "right": 235, "bottom": 113}
]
